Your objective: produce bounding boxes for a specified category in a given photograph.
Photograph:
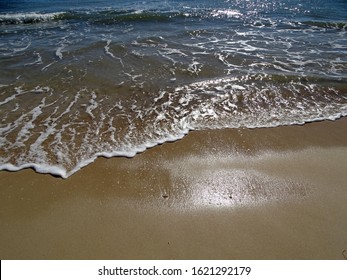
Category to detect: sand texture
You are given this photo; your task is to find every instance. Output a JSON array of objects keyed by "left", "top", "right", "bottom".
[{"left": 1, "top": 118, "right": 347, "bottom": 259}]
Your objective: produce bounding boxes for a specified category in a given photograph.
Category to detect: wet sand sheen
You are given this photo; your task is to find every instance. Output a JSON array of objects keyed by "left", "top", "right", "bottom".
[{"left": 1, "top": 118, "right": 347, "bottom": 259}]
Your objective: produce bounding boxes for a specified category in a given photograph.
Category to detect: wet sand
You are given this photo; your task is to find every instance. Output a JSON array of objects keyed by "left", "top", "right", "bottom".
[{"left": 1, "top": 118, "right": 347, "bottom": 259}]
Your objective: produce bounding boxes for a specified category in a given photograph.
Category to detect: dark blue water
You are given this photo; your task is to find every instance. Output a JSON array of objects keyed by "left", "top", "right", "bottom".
[
  {"left": 1, "top": 0, "right": 346, "bottom": 19},
  {"left": 0, "top": 0, "right": 347, "bottom": 177}
]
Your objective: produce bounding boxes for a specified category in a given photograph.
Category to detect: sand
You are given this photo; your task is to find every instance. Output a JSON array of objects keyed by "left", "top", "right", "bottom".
[{"left": 1, "top": 118, "right": 347, "bottom": 259}]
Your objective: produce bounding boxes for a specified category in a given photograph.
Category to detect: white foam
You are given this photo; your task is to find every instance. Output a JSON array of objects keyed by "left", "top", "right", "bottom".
[
  {"left": 187, "top": 60, "right": 202, "bottom": 75},
  {"left": 104, "top": 40, "right": 124, "bottom": 67},
  {"left": 0, "top": 94, "right": 17, "bottom": 106},
  {"left": 59, "top": 127, "right": 190, "bottom": 178},
  {"left": 1, "top": 73, "right": 347, "bottom": 179},
  {"left": 0, "top": 12, "right": 64, "bottom": 24},
  {"left": 153, "top": 90, "right": 166, "bottom": 103},
  {"left": 0, "top": 87, "right": 26, "bottom": 106},
  {"left": 232, "top": 85, "right": 246, "bottom": 90},
  {"left": 85, "top": 92, "right": 98, "bottom": 118},
  {"left": 14, "top": 42, "right": 31, "bottom": 53},
  {"left": 25, "top": 52, "right": 43, "bottom": 66},
  {"left": 104, "top": 40, "right": 115, "bottom": 58},
  {"left": 0, "top": 163, "right": 67, "bottom": 178},
  {"left": 16, "top": 97, "right": 45, "bottom": 143},
  {"left": 160, "top": 48, "right": 187, "bottom": 57},
  {"left": 41, "top": 61, "right": 56, "bottom": 72},
  {"left": 2, "top": 105, "right": 346, "bottom": 180},
  {"left": 211, "top": 9, "right": 242, "bottom": 18},
  {"left": 56, "top": 46, "right": 64, "bottom": 60}
]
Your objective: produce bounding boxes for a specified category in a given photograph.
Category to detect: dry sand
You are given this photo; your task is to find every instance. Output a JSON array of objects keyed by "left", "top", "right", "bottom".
[{"left": 1, "top": 118, "right": 347, "bottom": 259}]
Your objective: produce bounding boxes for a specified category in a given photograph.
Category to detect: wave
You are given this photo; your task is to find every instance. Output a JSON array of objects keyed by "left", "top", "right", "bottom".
[
  {"left": 0, "top": 10, "right": 190, "bottom": 26},
  {"left": 84, "top": 10, "right": 186, "bottom": 24},
  {"left": 0, "top": 8, "right": 247, "bottom": 26},
  {"left": 0, "top": 12, "right": 65, "bottom": 25},
  {"left": 302, "top": 21, "right": 347, "bottom": 30}
]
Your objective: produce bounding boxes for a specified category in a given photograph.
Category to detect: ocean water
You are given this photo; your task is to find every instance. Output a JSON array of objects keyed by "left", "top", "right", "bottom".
[{"left": 0, "top": 0, "right": 346, "bottom": 178}]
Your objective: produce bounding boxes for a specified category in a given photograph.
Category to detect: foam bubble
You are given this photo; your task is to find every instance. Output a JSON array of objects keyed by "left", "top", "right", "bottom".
[
  {"left": 0, "top": 163, "right": 68, "bottom": 178},
  {"left": 56, "top": 47, "right": 64, "bottom": 60},
  {"left": 0, "top": 12, "right": 65, "bottom": 25},
  {"left": 211, "top": 9, "right": 242, "bottom": 19}
]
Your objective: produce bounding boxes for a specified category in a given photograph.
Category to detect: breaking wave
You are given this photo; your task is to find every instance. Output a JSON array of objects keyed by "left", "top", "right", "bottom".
[{"left": 0, "top": 12, "right": 65, "bottom": 25}]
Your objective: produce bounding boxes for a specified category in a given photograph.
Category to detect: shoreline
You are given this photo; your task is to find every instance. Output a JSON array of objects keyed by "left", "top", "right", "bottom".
[
  {"left": 1, "top": 118, "right": 347, "bottom": 259},
  {"left": 2, "top": 114, "right": 347, "bottom": 179}
]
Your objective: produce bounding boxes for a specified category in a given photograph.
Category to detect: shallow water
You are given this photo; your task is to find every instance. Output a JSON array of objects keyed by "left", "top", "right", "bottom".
[{"left": 1, "top": 0, "right": 347, "bottom": 177}]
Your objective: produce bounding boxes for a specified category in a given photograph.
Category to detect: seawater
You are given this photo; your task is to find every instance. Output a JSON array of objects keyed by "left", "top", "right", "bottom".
[{"left": 0, "top": 0, "right": 347, "bottom": 178}]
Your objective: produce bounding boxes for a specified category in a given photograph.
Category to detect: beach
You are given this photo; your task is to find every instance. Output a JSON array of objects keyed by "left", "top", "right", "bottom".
[
  {"left": 1, "top": 0, "right": 347, "bottom": 260},
  {"left": 1, "top": 118, "right": 347, "bottom": 259}
]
